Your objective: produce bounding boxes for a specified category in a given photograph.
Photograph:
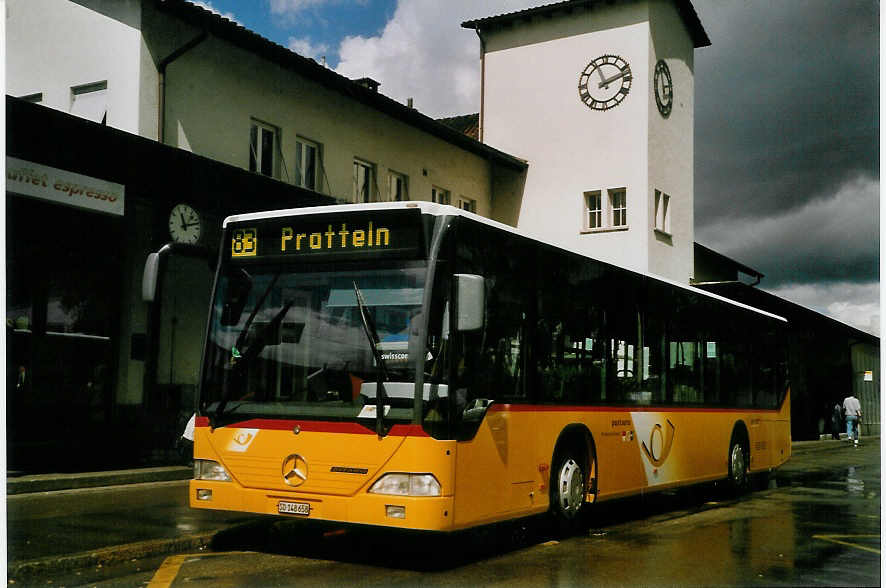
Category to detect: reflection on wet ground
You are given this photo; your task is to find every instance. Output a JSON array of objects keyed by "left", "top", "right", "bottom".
[{"left": 155, "top": 443, "right": 880, "bottom": 587}]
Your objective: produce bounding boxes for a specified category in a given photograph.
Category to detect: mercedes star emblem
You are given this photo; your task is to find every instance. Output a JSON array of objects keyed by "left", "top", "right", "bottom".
[{"left": 282, "top": 454, "right": 308, "bottom": 487}]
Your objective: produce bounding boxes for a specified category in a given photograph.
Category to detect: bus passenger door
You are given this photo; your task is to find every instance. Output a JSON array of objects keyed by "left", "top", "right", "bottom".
[
  {"left": 452, "top": 306, "right": 538, "bottom": 525},
  {"left": 453, "top": 410, "right": 542, "bottom": 525},
  {"left": 490, "top": 404, "right": 541, "bottom": 511}
]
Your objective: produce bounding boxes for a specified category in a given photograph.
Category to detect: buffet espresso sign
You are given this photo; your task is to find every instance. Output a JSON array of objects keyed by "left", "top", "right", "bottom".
[{"left": 6, "top": 157, "right": 125, "bottom": 216}]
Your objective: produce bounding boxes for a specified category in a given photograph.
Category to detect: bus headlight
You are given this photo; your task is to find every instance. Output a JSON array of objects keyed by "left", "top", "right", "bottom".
[
  {"left": 194, "top": 459, "right": 232, "bottom": 482},
  {"left": 368, "top": 473, "right": 441, "bottom": 496}
]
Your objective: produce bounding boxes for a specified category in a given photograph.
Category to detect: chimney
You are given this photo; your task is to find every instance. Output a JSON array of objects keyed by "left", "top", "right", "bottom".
[
  {"left": 354, "top": 77, "right": 380, "bottom": 92},
  {"left": 407, "top": 97, "right": 414, "bottom": 108}
]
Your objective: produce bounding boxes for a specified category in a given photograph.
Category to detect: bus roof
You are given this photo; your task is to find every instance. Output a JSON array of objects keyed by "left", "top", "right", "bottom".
[{"left": 223, "top": 202, "right": 787, "bottom": 324}]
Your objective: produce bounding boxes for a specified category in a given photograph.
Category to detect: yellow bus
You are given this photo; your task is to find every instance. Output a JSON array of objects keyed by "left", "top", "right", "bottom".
[{"left": 186, "top": 202, "right": 790, "bottom": 533}]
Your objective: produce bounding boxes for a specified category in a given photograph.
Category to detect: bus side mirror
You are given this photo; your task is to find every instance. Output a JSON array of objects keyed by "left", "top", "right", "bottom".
[
  {"left": 455, "top": 274, "right": 484, "bottom": 331},
  {"left": 141, "top": 243, "right": 215, "bottom": 303},
  {"left": 142, "top": 252, "right": 161, "bottom": 302}
]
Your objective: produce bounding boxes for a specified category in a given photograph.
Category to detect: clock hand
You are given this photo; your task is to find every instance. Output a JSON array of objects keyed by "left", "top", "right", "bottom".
[
  {"left": 598, "top": 69, "right": 628, "bottom": 88},
  {"left": 180, "top": 213, "right": 188, "bottom": 230}
]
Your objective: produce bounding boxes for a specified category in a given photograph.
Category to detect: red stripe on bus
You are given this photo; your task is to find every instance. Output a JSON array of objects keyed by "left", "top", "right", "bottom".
[
  {"left": 194, "top": 418, "right": 428, "bottom": 437},
  {"left": 489, "top": 404, "right": 781, "bottom": 414}
]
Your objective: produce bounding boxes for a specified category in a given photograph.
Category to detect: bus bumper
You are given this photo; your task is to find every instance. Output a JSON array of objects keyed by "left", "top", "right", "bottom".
[{"left": 189, "top": 479, "right": 456, "bottom": 531}]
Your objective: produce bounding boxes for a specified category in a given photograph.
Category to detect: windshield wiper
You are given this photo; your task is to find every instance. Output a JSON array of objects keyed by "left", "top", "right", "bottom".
[
  {"left": 233, "top": 273, "right": 280, "bottom": 355},
  {"left": 215, "top": 273, "right": 282, "bottom": 425},
  {"left": 353, "top": 281, "right": 388, "bottom": 436}
]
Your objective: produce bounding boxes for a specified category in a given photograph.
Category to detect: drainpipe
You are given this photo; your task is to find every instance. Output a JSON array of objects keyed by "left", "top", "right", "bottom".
[
  {"left": 158, "top": 32, "right": 208, "bottom": 143},
  {"left": 473, "top": 27, "right": 486, "bottom": 142}
]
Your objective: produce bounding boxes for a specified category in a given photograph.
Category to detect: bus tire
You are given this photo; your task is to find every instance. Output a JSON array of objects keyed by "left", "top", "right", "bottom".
[
  {"left": 727, "top": 431, "right": 749, "bottom": 493},
  {"left": 549, "top": 443, "right": 592, "bottom": 536}
]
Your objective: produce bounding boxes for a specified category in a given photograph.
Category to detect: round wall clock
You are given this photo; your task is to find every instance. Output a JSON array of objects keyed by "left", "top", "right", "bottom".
[
  {"left": 654, "top": 60, "right": 673, "bottom": 117},
  {"left": 168, "top": 203, "right": 202, "bottom": 244},
  {"left": 578, "top": 55, "right": 632, "bottom": 111}
]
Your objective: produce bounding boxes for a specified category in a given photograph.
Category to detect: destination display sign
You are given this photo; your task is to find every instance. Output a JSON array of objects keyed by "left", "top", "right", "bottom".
[{"left": 228, "top": 208, "right": 424, "bottom": 261}]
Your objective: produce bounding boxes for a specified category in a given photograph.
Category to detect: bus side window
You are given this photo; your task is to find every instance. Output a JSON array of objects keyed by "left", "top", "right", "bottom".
[
  {"left": 644, "top": 297, "right": 668, "bottom": 405},
  {"left": 664, "top": 288, "right": 703, "bottom": 404},
  {"left": 454, "top": 224, "right": 531, "bottom": 407},
  {"left": 603, "top": 270, "right": 644, "bottom": 404},
  {"left": 718, "top": 307, "right": 753, "bottom": 407},
  {"left": 475, "top": 276, "right": 528, "bottom": 402},
  {"left": 753, "top": 318, "right": 781, "bottom": 409},
  {"left": 532, "top": 249, "right": 613, "bottom": 405},
  {"left": 492, "top": 324, "right": 524, "bottom": 399}
]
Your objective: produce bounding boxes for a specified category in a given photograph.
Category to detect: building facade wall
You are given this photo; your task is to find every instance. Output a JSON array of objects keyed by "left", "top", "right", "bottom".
[
  {"left": 142, "top": 9, "right": 496, "bottom": 215},
  {"left": 6, "top": 0, "right": 147, "bottom": 135},
  {"left": 852, "top": 342, "right": 880, "bottom": 436},
  {"left": 647, "top": 0, "right": 694, "bottom": 281}
]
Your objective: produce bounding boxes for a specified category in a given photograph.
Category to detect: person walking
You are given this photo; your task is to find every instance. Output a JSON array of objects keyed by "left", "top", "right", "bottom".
[
  {"left": 842, "top": 392, "right": 862, "bottom": 447},
  {"left": 831, "top": 402, "right": 843, "bottom": 440}
]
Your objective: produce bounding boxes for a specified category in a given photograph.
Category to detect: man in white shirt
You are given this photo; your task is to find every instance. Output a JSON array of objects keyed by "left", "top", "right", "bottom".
[{"left": 842, "top": 393, "right": 862, "bottom": 446}]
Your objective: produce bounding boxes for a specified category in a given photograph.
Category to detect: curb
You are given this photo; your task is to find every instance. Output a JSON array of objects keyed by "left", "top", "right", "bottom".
[
  {"left": 791, "top": 437, "right": 879, "bottom": 455},
  {"left": 7, "top": 532, "right": 217, "bottom": 581},
  {"left": 7, "top": 467, "right": 192, "bottom": 495}
]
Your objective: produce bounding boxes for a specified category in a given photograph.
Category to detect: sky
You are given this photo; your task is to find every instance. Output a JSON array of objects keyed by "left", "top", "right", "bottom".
[{"left": 192, "top": 0, "right": 880, "bottom": 336}]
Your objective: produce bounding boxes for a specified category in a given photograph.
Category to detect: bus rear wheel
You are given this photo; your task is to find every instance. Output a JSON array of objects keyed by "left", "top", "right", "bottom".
[{"left": 727, "top": 436, "right": 749, "bottom": 493}]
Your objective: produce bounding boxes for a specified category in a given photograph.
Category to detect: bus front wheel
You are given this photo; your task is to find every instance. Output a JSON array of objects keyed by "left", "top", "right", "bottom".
[{"left": 549, "top": 446, "right": 592, "bottom": 535}]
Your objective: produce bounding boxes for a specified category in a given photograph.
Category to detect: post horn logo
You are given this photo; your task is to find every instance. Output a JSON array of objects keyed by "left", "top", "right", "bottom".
[
  {"left": 233, "top": 431, "right": 254, "bottom": 445},
  {"left": 282, "top": 454, "right": 308, "bottom": 487},
  {"left": 641, "top": 419, "right": 676, "bottom": 467}
]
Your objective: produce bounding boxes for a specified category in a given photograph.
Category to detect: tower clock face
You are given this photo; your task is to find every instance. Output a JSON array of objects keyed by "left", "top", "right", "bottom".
[
  {"left": 578, "top": 55, "right": 632, "bottom": 111},
  {"left": 654, "top": 60, "right": 673, "bottom": 117}
]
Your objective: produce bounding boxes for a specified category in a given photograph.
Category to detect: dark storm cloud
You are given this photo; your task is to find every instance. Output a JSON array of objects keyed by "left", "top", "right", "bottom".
[
  {"left": 692, "top": 0, "right": 878, "bottom": 285},
  {"left": 697, "top": 175, "right": 879, "bottom": 287}
]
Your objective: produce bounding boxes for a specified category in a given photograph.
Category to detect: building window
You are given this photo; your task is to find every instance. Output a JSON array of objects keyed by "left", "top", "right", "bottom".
[
  {"left": 432, "top": 186, "right": 450, "bottom": 205},
  {"left": 249, "top": 119, "right": 278, "bottom": 177},
  {"left": 654, "top": 190, "right": 671, "bottom": 234},
  {"left": 354, "top": 159, "right": 375, "bottom": 202},
  {"left": 581, "top": 188, "right": 628, "bottom": 232},
  {"left": 584, "top": 190, "right": 603, "bottom": 229},
  {"left": 457, "top": 197, "right": 476, "bottom": 213},
  {"left": 610, "top": 188, "right": 627, "bottom": 227},
  {"left": 389, "top": 171, "right": 408, "bottom": 201},
  {"left": 70, "top": 81, "right": 107, "bottom": 124},
  {"left": 20, "top": 92, "right": 43, "bottom": 103},
  {"left": 295, "top": 137, "right": 320, "bottom": 191}
]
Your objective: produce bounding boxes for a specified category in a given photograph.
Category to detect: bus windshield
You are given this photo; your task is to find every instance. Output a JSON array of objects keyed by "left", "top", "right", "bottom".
[{"left": 201, "top": 260, "right": 427, "bottom": 425}]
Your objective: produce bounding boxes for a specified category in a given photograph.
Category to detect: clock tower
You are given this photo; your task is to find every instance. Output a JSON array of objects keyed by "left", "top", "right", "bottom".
[{"left": 463, "top": 0, "right": 709, "bottom": 283}]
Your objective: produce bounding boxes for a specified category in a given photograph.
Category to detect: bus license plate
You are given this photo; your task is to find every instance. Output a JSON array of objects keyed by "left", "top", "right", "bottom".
[{"left": 278, "top": 501, "right": 311, "bottom": 516}]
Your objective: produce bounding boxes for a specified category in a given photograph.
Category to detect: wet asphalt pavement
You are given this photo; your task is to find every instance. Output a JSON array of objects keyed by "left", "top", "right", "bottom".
[{"left": 7, "top": 439, "right": 881, "bottom": 586}]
